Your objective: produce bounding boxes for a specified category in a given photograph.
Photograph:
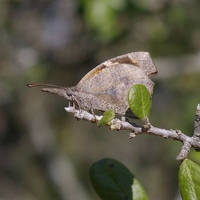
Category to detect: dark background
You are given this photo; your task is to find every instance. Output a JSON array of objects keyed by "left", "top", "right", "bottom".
[{"left": 1, "top": 0, "right": 200, "bottom": 199}]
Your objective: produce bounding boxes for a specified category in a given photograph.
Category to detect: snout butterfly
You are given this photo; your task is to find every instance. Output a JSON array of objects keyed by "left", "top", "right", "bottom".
[{"left": 27, "top": 52, "right": 157, "bottom": 118}]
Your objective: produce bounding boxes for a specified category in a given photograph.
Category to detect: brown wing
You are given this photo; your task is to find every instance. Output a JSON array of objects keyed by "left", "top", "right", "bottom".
[
  {"left": 77, "top": 52, "right": 157, "bottom": 87},
  {"left": 74, "top": 63, "right": 155, "bottom": 115},
  {"left": 103, "top": 52, "right": 157, "bottom": 77}
]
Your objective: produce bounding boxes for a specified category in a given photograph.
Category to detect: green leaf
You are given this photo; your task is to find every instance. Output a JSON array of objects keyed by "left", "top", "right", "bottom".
[
  {"left": 97, "top": 110, "right": 115, "bottom": 127},
  {"left": 128, "top": 84, "right": 152, "bottom": 120},
  {"left": 90, "top": 158, "right": 148, "bottom": 200},
  {"left": 179, "top": 159, "right": 200, "bottom": 200}
]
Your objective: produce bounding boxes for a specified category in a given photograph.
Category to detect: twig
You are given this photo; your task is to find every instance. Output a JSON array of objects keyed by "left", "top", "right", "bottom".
[
  {"left": 193, "top": 103, "right": 200, "bottom": 137},
  {"left": 64, "top": 104, "right": 200, "bottom": 161}
]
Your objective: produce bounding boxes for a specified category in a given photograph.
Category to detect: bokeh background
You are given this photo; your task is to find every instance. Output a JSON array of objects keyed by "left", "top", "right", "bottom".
[{"left": 1, "top": 0, "right": 200, "bottom": 199}]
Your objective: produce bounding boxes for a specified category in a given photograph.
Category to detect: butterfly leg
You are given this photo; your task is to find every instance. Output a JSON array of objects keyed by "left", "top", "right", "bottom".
[
  {"left": 90, "top": 108, "right": 98, "bottom": 123},
  {"left": 71, "top": 95, "right": 81, "bottom": 110}
]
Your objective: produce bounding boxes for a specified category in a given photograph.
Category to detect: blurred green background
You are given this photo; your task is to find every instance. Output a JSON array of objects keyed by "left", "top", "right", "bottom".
[{"left": 0, "top": 0, "right": 200, "bottom": 199}]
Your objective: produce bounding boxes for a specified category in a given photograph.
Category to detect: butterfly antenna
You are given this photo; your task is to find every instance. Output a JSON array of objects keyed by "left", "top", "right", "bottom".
[{"left": 26, "top": 83, "right": 62, "bottom": 88}]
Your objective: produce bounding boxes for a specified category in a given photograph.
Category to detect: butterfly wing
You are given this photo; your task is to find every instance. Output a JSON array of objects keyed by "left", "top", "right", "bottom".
[
  {"left": 77, "top": 52, "right": 157, "bottom": 87},
  {"left": 75, "top": 62, "right": 155, "bottom": 116},
  {"left": 108, "top": 52, "right": 157, "bottom": 76}
]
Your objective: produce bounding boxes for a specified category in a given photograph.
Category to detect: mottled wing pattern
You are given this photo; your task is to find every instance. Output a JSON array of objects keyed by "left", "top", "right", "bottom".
[
  {"left": 102, "top": 52, "right": 157, "bottom": 77},
  {"left": 75, "top": 62, "right": 154, "bottom": 115},
  {"left": 77, "top": 52, "right": 157, "bottom": 88}
]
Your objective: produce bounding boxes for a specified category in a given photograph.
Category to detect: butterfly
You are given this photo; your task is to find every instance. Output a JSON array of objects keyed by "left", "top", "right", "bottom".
[{"left": 27, "top": 52, "right": 157, "bottom": 118}]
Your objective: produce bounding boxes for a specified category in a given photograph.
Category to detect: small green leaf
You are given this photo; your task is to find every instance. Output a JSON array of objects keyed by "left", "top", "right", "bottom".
[
  {"left": 97, "top": 110, "right": 115, "bottom": 127},
  {"left": 128, "top": 84, "right": 152, "bottom": 120},
  {"left": 179, "top": 159, "right": 200, "bottom": 200},
  {"left": 90, "top": 158, "right": 148, "bottom": 200}
]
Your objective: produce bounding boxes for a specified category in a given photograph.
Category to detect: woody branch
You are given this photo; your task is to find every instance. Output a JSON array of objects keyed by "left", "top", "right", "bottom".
[{"left": 65, "top": 104, "right": 200, "bottom": 161}]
